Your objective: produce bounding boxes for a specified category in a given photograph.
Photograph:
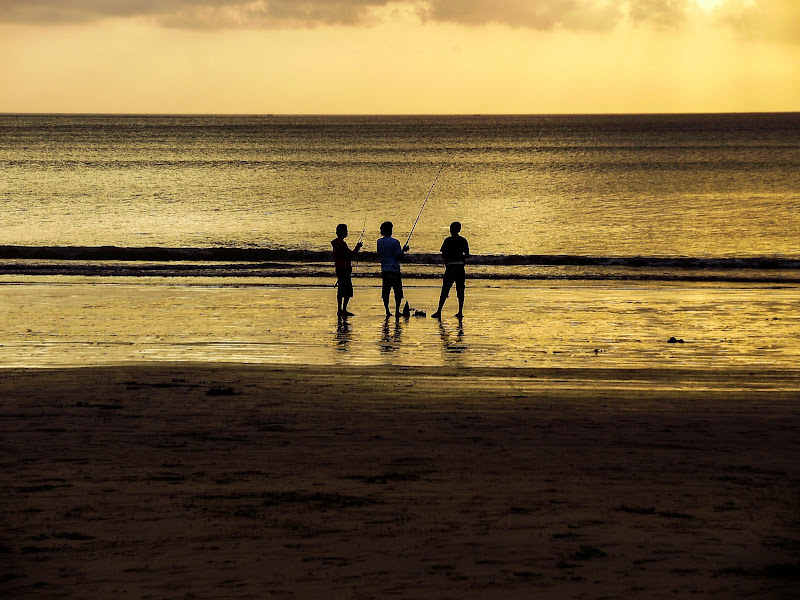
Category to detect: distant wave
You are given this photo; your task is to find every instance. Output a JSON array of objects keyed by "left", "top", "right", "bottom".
[{"left": 2, "top": 245, "right": 800, "bottom": 271}]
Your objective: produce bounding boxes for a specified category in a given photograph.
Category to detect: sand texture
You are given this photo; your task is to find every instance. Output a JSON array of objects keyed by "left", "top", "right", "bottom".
[{"left": 1, "top": 365, "right": 799, "bottom": 599}]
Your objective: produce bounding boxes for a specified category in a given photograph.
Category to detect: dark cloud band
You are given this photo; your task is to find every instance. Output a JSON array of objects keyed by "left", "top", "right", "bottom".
[{"left": 0, "top": 0, "right": 797, "bottom": 43}]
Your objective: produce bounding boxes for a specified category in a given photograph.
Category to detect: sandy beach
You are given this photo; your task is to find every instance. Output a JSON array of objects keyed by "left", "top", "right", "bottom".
[{"left": 2, "top": 363, "right": 798, "bottom": 599}]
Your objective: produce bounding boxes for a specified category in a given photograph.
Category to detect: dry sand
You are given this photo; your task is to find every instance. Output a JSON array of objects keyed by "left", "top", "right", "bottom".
[{"left": 1, "top": 364, "right": 798, "bottom": 599}]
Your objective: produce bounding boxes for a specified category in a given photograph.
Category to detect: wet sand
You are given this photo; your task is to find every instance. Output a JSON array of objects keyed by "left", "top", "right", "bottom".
[
  {"left": 2, "top": 364, "right": 798, "bottom": 599},
  {"left": 3, "top": 277, "right": 800, "bottom": 370}
]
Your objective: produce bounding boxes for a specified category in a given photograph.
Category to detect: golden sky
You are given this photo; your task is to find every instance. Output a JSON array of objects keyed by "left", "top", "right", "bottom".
[{"left": 1, "top": 0, "right": 798, "bottom": 114}]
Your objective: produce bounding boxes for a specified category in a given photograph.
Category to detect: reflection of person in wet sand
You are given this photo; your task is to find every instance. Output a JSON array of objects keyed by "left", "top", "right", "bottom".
[
  {"left": 376, "top": 221, "right": 409, "bottom": 319},
  {"left": 335, "top": 318, "right": 352, "bottom": 352},
  {"left": 379, "top": 317, "right": 403, "bottom": 354},
  {"left": 438, "top": 319, "right": 466, "bottom": 356},
  {"left": 431, "top": 221, "right": 470, "bottom": 319},
  {"left": 331, "top": 223, "right": 363, "bottom": 317}
]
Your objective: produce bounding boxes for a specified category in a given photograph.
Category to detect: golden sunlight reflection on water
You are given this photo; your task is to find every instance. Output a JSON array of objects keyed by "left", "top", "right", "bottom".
[{"left": 1, "top": 277, "right": 800, "bottom": 372}]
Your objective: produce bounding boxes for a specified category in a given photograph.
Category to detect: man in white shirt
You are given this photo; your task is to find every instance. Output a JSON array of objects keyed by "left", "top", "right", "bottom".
[{"left": 376, "top": 221, "right": 409, "bottom": 318}]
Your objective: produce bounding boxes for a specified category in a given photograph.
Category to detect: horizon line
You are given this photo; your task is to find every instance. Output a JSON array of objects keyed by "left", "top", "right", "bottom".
[{"left": 1, "top": 110, "right": 799, "bottom": 118}]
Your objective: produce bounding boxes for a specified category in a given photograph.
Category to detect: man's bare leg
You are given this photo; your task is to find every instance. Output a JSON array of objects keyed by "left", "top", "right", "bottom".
[
  {"left": 431, "top": 287, "right": 448, "bottom": 319},
  {"left": 341, "top": 297, "right": 354, "bottom": 317},
  {"left": 455, "top": 295, "right": 464, "bottom": 319}
]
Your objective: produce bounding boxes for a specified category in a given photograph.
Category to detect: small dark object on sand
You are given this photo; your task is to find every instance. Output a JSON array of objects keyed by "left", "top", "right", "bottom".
[
  {"left": 207, "top": 387, "right": 235, "bottom": 396},
  {"left": 402, "top": 301, "right": 425, "bottom": 317},
  {"left": 667, "top": 337, "right": 685, "bottom": 344}
]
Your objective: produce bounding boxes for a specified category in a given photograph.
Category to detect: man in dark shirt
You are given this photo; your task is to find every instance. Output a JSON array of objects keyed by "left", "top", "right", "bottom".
[
  {"left": 431, "top": 221, "right": 470, "bottom": 319},
  {"left": 332, "top": 223, "right": 363, "bottom": 317}
]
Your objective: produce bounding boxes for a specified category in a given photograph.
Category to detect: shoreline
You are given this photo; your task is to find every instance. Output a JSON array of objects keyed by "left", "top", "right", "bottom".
[
  {"left": 3, "top": 251, "right": 800, "bottom": 285},
  {"left": 2, "top": 363, "right": 798, "bottom": 598}
]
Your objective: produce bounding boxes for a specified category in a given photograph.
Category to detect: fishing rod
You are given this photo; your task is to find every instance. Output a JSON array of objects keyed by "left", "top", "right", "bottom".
[
  {"left": 405, "top": 152, "right": 449, "bottom": 248},
  {"left": 334, "top": 214, "right": 368, "bottom": 288},
  {"left": 354, "top": 212, "right": 367, "bottom": 274},
  {"left": 357, "top": 213, "right": 367, "bottom": 245}
]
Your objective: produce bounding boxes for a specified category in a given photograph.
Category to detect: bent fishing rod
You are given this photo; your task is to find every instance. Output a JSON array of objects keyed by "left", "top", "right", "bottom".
[{"left": 405, "top": 153, "right": 449, "bottom": 248}]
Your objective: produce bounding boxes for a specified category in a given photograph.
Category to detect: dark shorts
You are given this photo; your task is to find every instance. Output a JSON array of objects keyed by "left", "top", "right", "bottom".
[
  {"left": 336, "top": 269, "right": 353, "bottom": 298},
  {"left": 381, "top": 271, "right": 403, "bottom": 300},
  {"left": 441, "top": 264, "right": 466, "bottom": 298}
]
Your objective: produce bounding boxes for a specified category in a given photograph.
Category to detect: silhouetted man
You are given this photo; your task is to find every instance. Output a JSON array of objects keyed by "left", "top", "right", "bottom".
[
  {"left": 377, "top": 221, "right": 409, "bottom": 318},
  {"left": 332, "top": 223, "right": 363, "bottom": 317},
  {"left": 431, "top": 221, "right": 469, "bottom": 319}
]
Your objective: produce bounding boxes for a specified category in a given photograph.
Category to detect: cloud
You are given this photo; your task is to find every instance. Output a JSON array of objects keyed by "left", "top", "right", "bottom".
[
  {"left": 0, "top": 1, "right": 381, "bottom": 27},
  {"left": 0, "top": 0, "right": 797, "bottom": 42},
  {"left": 0, "top": 1, "right": 631, "bottom": 31},
  {"left": 713, "top": 0, "right": 800, "bottom": 43},
  {"left": 418, "top": 0, "right": 623, "bottom": 31},
  {"left": 0, "top": 0, "right": 159, "bottom": 25},
  {"left": 626, "top": 0, "right": 690, "bottom": 29}
]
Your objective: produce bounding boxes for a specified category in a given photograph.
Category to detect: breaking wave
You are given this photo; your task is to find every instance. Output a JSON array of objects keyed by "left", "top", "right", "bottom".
[{"left": 2, "top": 246, "right": 800, "bottom": 282}]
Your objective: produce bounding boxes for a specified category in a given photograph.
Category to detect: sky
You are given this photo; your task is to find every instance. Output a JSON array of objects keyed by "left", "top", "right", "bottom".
[{"left": 0, "top": 0, "right": 799, "bottom": 114}]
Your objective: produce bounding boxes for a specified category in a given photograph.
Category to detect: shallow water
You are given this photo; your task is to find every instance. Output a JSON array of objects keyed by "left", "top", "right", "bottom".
[{"left": 2, "top": 277, "right": 799, "bottom": 371}]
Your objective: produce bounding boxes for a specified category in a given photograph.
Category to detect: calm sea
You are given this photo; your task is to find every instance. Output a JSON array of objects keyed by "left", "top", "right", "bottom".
[{"left": 2, "top": 113, "right": 800, "bottom": 279}]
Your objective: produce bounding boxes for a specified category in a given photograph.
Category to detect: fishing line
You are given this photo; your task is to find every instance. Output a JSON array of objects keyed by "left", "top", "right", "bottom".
[{"left": 405, "top": 152, "right": 450, "bottom": 248}]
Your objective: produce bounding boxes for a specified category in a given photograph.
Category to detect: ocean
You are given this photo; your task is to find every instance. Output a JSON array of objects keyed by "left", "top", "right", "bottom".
[
  {"left": 2, "top": 114, "right": 800, "bottom": 264},
  {"left": 2, "top": 113, "right": 800, "bottom": 368}
]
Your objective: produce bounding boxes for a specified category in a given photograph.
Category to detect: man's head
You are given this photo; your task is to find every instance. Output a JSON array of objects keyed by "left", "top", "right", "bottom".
[
  {"left": 450, "top": 221, "right": 462, "bottom": 235},
  {"left": 380, "top": 221, "right": 393, "bottom": 237},
  {"left": 336, "top": 223, "right": 348, "bottom": 238}
]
